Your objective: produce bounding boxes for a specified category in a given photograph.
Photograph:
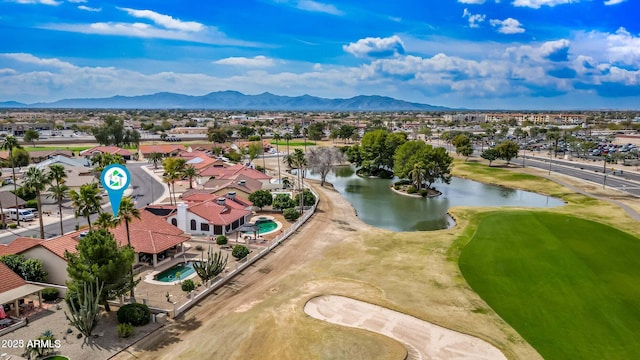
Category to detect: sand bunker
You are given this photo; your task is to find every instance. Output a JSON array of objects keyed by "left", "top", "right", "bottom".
[{"left": 304, "top": 295, "right": 507, "bottom": 360}]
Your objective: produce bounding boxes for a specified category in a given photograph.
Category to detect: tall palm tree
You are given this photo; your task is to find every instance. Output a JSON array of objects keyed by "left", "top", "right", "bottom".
[
  {"left": 22, "top": 167, "right": 51, "bottom": 239},
  {"left": 409, "top": 162, "right": 426, "bottom": 190},
  {"left": 1, "top": 136, "right": 22, "bottom": 226},
  {"left": 115, "top": 196, "right": 141, "bottom": 298},
  {"left": 94, "top": 212, "right": 118, "bottom": 229},
  {"left": 47, "top": 183, "right": 69, "bottom": 236},
  {"left": 181, "top": 165, "right": 197, "bottom": 189},
  {"left": 69, "top": 183, "right": 102, "bottom": 230},
  {"left": 47, "top": 164, "right": 68, "bottom": 236},
  {"left": 284, "top": 133, "right": 292, "bottom": 157},
  {"left": 258, "top": 127, "right": 266, "bottom": 172},
  {"left": 291, "top": 149, "right": 306, "bottom": 213},
  {"left": 273, "top": 132, "right": 282, "bottom": 185}
]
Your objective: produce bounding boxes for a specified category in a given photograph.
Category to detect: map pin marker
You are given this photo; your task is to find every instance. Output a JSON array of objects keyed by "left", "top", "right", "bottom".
[{"left": 100, "top": 164, "right": 131, "bottom": 217}]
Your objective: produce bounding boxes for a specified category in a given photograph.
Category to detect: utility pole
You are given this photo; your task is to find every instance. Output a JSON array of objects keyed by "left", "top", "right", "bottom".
[{"left": 602, "top": 157, "right": 608, "bottom": 189}]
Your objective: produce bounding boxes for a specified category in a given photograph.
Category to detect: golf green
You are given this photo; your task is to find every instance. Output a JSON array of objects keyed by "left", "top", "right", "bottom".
[{"left": 459, "top": 211, "right": 640, "bottom": 359}]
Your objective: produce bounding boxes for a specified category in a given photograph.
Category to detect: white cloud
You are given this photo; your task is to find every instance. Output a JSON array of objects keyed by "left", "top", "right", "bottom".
[
  {"left": 213, "top": 56, "right": 275, "bottom": 68},
  {"left": 463, "top": 8, "right": 486, "bottom": 28},
  {"left": 512, "top": 0, "right": 581, "bottom": 9},
  {"left": 118, "top": 8, "right": 205, "bottom": 32},
  {"left": 67, "top": 0, "right": 87, "bottom": 3},
  {"left": 2, "top": 53, "right": 75, "bottom": 69},
  {"left": 458, "top": 0, "right": 486, "bottom": 3},
  {"left": 77, "top": 5, "right": 101, "bottom": 12},
  {"left": 603, "top": 0, "right": 626, "bottom": 4},
  {"left": 606, "top": 27, "right": 640, "bottom": 65},
  {"left": 343, "top": 35, "right": 406, "bottom": 58},
  {"left": 12, "top": 0, "right": 61, "bottom": 5},
  {"left": 296, "top": 0, "right": 343, "bottom": 15},
  {"left": 490, "top": 18, "right": 525, "bottom": 34}
]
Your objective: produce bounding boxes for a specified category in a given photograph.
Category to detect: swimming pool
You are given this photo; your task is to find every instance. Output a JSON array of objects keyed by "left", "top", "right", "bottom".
[
  {"left": 254, "top": 218, "right": 278, "bottom": 234},
  {"left": 154, "top": 261, "right": 199, "bottom": 282}
]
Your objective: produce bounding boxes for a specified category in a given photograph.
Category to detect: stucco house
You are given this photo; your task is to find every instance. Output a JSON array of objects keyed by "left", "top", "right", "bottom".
[
  {"left": 79, "top": 146, "right": 134, "bottom": 160},
  {"left": 148, "top": 192, "right": 252, "bottom": 237}
]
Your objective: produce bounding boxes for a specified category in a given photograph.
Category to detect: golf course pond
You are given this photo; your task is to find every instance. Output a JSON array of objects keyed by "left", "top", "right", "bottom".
[{"left": 301, "top": 166, "right": 564, "bottom": 231}]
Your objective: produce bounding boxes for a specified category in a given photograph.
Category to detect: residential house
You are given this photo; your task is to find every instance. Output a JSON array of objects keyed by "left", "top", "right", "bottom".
[
  {"left": 110, "top": 209, "right": 190, "bottom": 268},
  {"left": 200, "top": 175, "right": 264, "bottom": 199},
  {"left": 0, "top": 233, "right": 80, "bottom": 287},
  {"left": 149, "top": 192, "right": 252, "bottom": 237},
  {"left": 139, "top": 144, "right": 186, "bottom": 160}
]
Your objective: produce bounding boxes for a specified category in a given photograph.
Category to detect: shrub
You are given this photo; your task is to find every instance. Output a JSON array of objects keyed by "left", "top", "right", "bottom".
[
  {"left": 195, "top": 244, "right": 203, "bottom": 251},
  {"left": 406, "top": 186, "right": 417, "bottom": 194},
  {"left": 232, "top": 245, "right": 250, "bottom": 260},
  {"left": 419, "top": 189, "right": 429, "bottom": 197},
  {"left": 116, "top": 303, "right": 151, "bottom": 326},
  {"left": 42, "top": 288, "right": 59, "bottom": 302},
  {"left": 394, "top": 185, "right": 400, "bottom": 190},
  {"left": 394, "top": 179, "right": 411, "bottom": 186},
  {"left": 283, "top": 208, "right": 300, "bottom": 221},
  {"left": 181, "top": 279, "right": 195, "bottom": 293},
  {"left": 216, "top": 235, "right": 228, "bottom": 245},
  {"left": 117, "top": 323, "right": 135, "bottom": 338},
  {"left": 25, "top": 199, "right": 38, "bottom": 210},
  {"left": 8, "top": 223, "right": 17, "bottom": 229}
]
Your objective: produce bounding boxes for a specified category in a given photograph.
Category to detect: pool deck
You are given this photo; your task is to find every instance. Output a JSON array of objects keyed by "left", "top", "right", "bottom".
[{"left": 134, "top": 211, "right": 291, "bottom": 311}]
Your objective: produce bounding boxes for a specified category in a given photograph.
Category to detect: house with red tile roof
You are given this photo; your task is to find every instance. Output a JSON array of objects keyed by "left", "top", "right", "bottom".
[
  {"left": 0, "top": 233, "right": 80, "bottom": 286},
  {"left": 111, "top": 209, "right": 190, "bottom": 267},
  {"left": 199, "top": 163, "right": 271, "bottom": 183},
  {"left": 80, "top": 146, "right": 134, "bottom": 160},
  {"left": 139, "top": 144, "right": 186, "bottom": 159},
  {"left": 0, "top": 262, "right": 46, "bottom": 318},
  {"left": 153, "top": 193, "right": 252, "bottom": 237}
]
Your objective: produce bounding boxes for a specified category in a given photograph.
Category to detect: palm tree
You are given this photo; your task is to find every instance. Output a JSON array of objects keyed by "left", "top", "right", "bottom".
[
  {"left": 47, "top": 183, "right": 69, "bottom": 236},
  {"left": 273, "top": 132, "right": 282, "bottom": 185},
  {"left": 147, "top": 152, "right": 162, "bottom": 169},
  {"left": 258, "top": 127, "right": 266, "bottom": 172},
  {"left": 115, "top": 196, "right": 141, "bottom": 298},
  {"left": 94, "top": 212, "right": 118, "bottom": 229},
  {"left": 47, "top": 164, "right": 68, "bottom": 236},
  {"left": 22, "top": 167, "right": 51, "bottom": 239},
  {"left": 181, "top": 165, "right": 198, "bottom": 189},
  {"left": 1, "top": 136, "right": 22, "bottom": 226},
  {"left": 69, "top": 183, "right": 102, "bottom": 230},
  {"left": 284, "top": 133, "right": 292, "bottom": 156},
  {"left": 291, "top": 149, "right": 306, "bottom": 213},
  {"left": 409, "top": 162, "right": 426, "bottom": 190}
]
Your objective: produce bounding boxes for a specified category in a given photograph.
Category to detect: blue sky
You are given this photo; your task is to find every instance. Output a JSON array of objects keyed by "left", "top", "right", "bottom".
[{"left": 1, "top": 0, "right": 639, "bottom": 109}]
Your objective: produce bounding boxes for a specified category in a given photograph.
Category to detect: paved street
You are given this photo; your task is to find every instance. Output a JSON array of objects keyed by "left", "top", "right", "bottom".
[{"left": 0, "top": 162, "right": 167, "bottom": 244}]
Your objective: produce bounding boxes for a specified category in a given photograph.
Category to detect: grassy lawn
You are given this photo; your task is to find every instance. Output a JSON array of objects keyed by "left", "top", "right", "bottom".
[
  {"left": 23, "top": 145, "right": 92, "bottom": 152},
  {"left": 270, "top": 140, "right": 315, "bottom": 147},
  {"left": 458, "top": 211, "right": 640, "bottom": 359}
]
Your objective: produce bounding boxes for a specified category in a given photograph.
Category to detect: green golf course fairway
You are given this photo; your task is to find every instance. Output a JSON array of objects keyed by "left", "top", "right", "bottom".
[{"left": 459, "top": 211, "right": 640, "bottom": 359}]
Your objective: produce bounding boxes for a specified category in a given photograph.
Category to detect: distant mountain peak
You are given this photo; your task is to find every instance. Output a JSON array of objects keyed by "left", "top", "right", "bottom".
[{"left": 0, "top": 91, "right": 451, "bottom": 111}]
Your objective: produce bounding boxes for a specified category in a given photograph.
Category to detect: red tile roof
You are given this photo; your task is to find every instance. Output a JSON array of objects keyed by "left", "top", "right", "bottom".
[
  {"left": 111, "top": 210, "right": 189, "bottom": 254},
  {"left": 139, "top": 144, "right": 186, "bottom": 155},
  {"left": 0, "top": 237, "right": 43, "bottom": 257},
  {"left": 203, "top": 175, "right": 263, "bottom": 193},
  {"left": 200, "top": 163, "right": 271, "bottom": 180},
  {"left": 188, "top": 199, "right": 251, "bottom": 226},
  {"left": 80, "top": 146, "right": 133, "bottom": 157},
  {"left": 0, "top": 233, "right": 80, "bottom": 260},
  {"left": 40, "top": 232, "right": 80, "bottom": 259},
  {"left": 0, "top": 262, "right": 26, "bottom": 294}
]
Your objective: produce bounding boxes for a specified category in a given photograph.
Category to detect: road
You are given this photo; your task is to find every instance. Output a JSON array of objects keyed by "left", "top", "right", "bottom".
[
  {"left": 521, "top": 154, "right": 640, "bottom": 197},
  {"left": 0, "top": 162, "right": 166, "bottom": 244}
]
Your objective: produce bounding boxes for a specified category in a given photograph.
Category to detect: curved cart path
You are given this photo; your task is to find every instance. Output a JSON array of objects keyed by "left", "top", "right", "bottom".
[{"left": 305, "top": 295, "right": 507, "bottom": 360}]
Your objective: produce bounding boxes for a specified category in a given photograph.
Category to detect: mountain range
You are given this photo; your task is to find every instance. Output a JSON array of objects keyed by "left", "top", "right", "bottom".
[{"left": 0, "top": 91, "right": 451, "bottom": 111}]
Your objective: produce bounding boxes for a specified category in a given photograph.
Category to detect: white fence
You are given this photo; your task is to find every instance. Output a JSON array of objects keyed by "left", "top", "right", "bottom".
[{"left": 172, "top": 186, "right": 319, "bottom": 317}]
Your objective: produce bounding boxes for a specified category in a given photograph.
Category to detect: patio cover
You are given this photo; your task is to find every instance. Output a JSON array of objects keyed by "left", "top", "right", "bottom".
[{"left": 0, "top": 284, "right": 45, "bottom": 305}]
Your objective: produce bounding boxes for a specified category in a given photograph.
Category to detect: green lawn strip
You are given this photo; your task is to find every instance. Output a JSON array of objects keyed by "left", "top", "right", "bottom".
[
  {"left": 458, "top": 211, "right": 640, "bottom": 359},
  {"left": 24, "top": 146, "right": 92, "bottom": 153},
  {"left": 269, "top": 141, "right": 315, "bottom": 146}
]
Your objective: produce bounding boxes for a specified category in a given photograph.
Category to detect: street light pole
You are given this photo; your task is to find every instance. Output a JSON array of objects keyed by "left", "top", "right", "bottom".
[
  {"left": 548, "top": 146, "right": 552, "bottom": 175},
  {"left": 602, "top": 157, "right": 608, "bottom": 189}
]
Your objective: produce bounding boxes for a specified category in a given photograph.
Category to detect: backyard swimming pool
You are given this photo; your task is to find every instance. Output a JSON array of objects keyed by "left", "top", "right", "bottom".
[{"left": 154, "top": 261, "right": 199, "bottom": 282}]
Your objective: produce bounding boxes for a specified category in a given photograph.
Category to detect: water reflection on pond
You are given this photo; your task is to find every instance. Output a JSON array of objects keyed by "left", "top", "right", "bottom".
[{"left": 302, "top": 166, "right": 564, "bottom": 232}]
